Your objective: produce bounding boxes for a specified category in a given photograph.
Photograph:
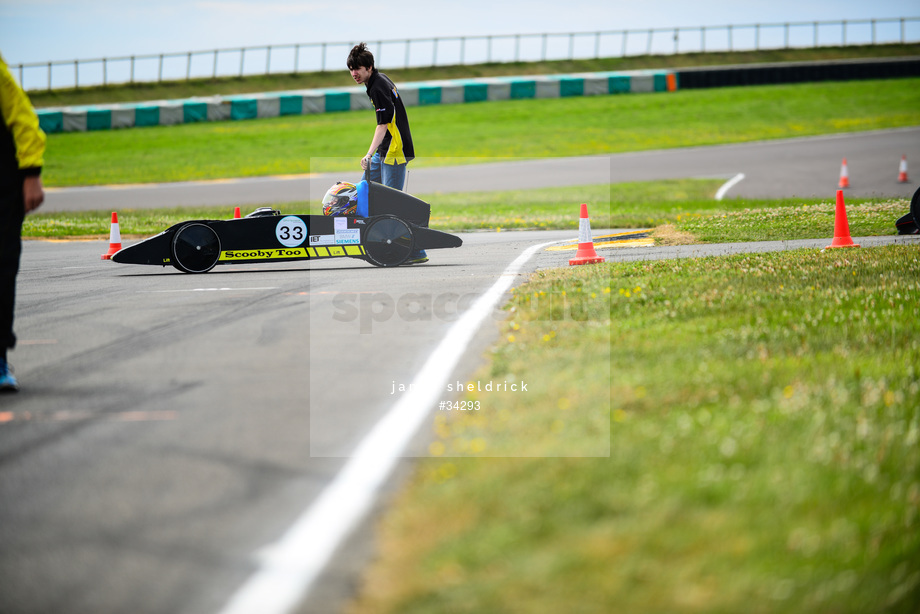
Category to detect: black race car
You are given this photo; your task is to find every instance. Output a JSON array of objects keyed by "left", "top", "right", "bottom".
[
  {"left": 111, "top": 180, "right": 462, "bottom": 272},
  {"left": 895, "top": 185, "right": 920, "bottom": 235}
]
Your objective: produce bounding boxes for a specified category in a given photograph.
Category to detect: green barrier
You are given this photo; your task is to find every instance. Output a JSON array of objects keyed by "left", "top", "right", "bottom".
[
  {"left": 38, "top": 111, "right": 63, "bottom": 134},
  {"left": 231, "top": 99, "right": 257, "bottom": 120},
  {"left": 510, "top": 80, "right": 536, "bottom": 99},
  {"left": 279, "top": 95, "right": 303, "bottom": 116},
  {"left": 560, "top": 78, "right": 584, "bottom": 97},
  {"left": 183, "top": 102, "right": 207, "bottom": 123},
  {"left": 324, "top": 92, "right": 351, "bottom": 113},
  {"left": 418, "top": 86, "right": 442, "bottom": 106},
  {"left": 86, "top": 109, "right": 111, "bottom": 131},
  {"left": 135, "top": 106, "right": 159, "bottom": 127}
]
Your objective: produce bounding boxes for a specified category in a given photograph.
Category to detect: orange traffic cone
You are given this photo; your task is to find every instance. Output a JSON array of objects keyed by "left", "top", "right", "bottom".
[
  {"left": 838, "top": 158, "right": 850, "bottom": 188},
  {"left": 825, "top": 190, "right": 860, "bottom": 249},
  {"left": 234, "top": 206, "right": 241, "bottom": 218},
  {"left": 898, "top": 155, "right": 908, "bottom": 183},
  {"left": 569, "top": 203, "right": 605, "bottom": 265},
  {"left": 101, "top": 211, "right": 122, "bottom": 259}
]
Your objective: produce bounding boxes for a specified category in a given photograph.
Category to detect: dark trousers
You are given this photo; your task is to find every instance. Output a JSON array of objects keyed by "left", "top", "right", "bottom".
[{"left": 0, "top": 182, "right": 24, "bottom": 352}]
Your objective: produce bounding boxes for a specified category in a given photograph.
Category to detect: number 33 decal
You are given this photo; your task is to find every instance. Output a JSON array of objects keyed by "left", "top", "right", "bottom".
[{"left": 276, "top": 216, "right": 308, "bottom": 247}]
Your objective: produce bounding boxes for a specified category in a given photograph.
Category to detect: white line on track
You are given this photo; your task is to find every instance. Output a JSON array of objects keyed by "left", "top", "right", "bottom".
[
  {"left": 216, "top": 238, "right": 563, "bottom": 614},
  {"left": 715, "top": 172, "right": 745, "bottom": 200},
  {"left": 138, "top": 287, "right": 280, "bottom": 293}
]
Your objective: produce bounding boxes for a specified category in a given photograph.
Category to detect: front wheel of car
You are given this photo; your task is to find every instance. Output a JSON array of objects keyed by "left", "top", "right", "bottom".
[{"left": 171, "top": 223, "right": 221, "bottom": 273}]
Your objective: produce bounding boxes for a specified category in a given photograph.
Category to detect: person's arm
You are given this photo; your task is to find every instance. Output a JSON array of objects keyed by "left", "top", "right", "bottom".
[
  {"left": 361, "top": 124, "right": 389, "bottom": 170},
  {"left": 0, "top": 55, "right": 46, "bottom": 213}
]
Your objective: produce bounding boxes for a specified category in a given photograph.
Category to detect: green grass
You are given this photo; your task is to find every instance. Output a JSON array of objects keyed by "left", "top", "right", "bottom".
[
  {"left": 27, "top": 43, "right": 920, "bottom": 108},
  {"left": 27, "top": 180, "right": 908, "bottom": 240},
  {"left": 351, "top": 246, "right": 920, "bottom": 614},
  {"left": 41, "top": 77, "right": 920, "bottom": 187}
]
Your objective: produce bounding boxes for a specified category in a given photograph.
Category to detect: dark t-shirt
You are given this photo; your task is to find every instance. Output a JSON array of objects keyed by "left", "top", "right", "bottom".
[{"left": 365, "top": 70, "right": 414, "bottom": 164}]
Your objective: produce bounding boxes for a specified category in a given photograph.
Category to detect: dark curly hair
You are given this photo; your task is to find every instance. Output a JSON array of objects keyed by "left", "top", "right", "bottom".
[{"left": 347, "top": 43, "right": 375, "bottom": 70}]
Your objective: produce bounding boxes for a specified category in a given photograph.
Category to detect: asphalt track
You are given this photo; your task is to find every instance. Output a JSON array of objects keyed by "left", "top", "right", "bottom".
[
  {"left": 2, "top": 128, "right": 919, "bottom": 614},
  {"left": 41, "top": 127, "right": 920, "bottom": 213}
]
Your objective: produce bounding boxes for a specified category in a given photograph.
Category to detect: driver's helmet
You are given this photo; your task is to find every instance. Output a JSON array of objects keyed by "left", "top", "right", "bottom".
[{"left": 322, "top": 181, "right": 357, "bottom": 216}]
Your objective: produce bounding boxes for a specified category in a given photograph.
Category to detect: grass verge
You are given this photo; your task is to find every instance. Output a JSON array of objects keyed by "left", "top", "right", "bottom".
[
  {"left": 350, "top": 245, "right": 920, "bottom": 614},
  {"left": 41, "top": 77, "right": 920, "bottom": 187},
  {"left": 26, "top": 179, "right": 909, "bottom": 240}
]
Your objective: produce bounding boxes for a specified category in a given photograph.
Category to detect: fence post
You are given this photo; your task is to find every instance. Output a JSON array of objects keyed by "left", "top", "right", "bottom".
[
  {"left": 728, "top": 25, "right": 733, "bottom": 51},
  {"left": 487, "top": 35, "right": 492, "bottom": 63},
  {"left": 842, "top": 20, "right": 847, "bottom": 46},
  {"left": 594, "top": 31, "right": 600, "bottom": 58},
  {"left": 158, "top": 54, "right": 163, "bottom": 82},
  {"left": 239, "top": 48, "right": 245, "bottom": 77},
  {"left": 266, "top": 45, "right": 272, "bottom": 74},
  {"left": 74, "top": 59, "right": 79, "bottom": 88},
  {"left": 404, "top": 40, "right": 410, "bottom": 68},
  {"left": 47, "top": 62, "right": 52, "bottom": 91},
  {"left": 701, "top": 26, "right": 706, "bottom": 52},
  {"left": 212, "top": 49, "right": 218, "bottom": 78},
  {"left": 433, "top": 37, "right": 438, "bottom": 66},
  {"left": 515, "top": 34, "right": 521, "bottom": 62},
  {"left": 322, "top": 43, "right": 327, "bottom": 72},
  {"left": 569, "top": 32, "right": 575, "bottom": 59},
  {"left": 673, "top": 28, "right": 679, "bottom": 54},
  {"left": 131, "top": 56, "right": 136, "bottom": 83},
  {"left": 814, "top": 21, "right": 818, "bottom": 47},
  {"left": 871, "top": 19, "right": 876, "bottom": 44},
  {"left": 622, "top": 30, "right": 628, "bottom": 56},
  {"left": 103, "top": 57, "right": 107, "bottom": 86},
  {"left": 647, "top": 29, "right": 653, "bottom": 54},
  {"left": 784, "top": 23, "right": 789, "bottom": 48},
  {"left": 901, "top": 17, "right": 906, "bottom": 43},
  {"left": 460, "top": 37, "right": 466, "bottom": 65},
  {"left": 755, "top": 24, "right": 760, "bottom": 50}
]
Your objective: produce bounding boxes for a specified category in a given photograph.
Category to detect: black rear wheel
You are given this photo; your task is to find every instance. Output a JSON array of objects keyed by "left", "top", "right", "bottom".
[
  {"left": 171, "top": 223, "right": 221, "bottom": 273},
  {"left": 911, "top": 185, "right": 920, "bottom": 227},
  {"left": 363, "top": 216, "right": 414, "bottom": 267}
]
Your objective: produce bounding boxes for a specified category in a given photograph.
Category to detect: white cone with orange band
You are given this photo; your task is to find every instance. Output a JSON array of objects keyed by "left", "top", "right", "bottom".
[
  {"left": 838, "top": 158, "right": 850, "bottom": 189},
  {"left": 898, "top": 155, "right": 908, "bottom": 183},
  {"left": 569, "top": 203, "right": 605, "bottom": 265},
  {"left": 101, "top": 211, "right": 122, "bottom": 260}
]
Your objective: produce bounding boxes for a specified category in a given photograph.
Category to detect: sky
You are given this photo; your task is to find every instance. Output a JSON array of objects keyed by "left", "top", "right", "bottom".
[{"left": 1, "top": 0, "right": 918, "bottom": 89}]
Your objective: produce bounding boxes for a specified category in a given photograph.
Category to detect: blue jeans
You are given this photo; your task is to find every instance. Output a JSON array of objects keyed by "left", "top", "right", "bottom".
[{"left": 366, "top": 152, "right": 408, "bottom": 191}]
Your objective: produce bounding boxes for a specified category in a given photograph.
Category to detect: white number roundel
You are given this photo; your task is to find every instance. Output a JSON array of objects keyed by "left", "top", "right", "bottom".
[{"left": 275, "top": 216, "right": 307, "bottom": 247}]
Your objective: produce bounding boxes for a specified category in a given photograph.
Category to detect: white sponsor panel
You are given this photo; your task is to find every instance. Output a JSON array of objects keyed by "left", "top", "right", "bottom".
[
  {"left": 309, "top": 234, "right": 335, "bottom": 246},
  {"left": 335, "top": 229, "right": 361, "bottom": 245}
]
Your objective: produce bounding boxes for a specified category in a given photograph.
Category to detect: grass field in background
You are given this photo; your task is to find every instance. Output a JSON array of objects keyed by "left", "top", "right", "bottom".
[
  {"left": 350, "top": 246, "right": 920, "bottom": 614},
  {"left": 27, "top": 43, "right": 920, "bottom": 108},
  {"left": 41, "top": 77, "right": 920, "bottom": 187}
]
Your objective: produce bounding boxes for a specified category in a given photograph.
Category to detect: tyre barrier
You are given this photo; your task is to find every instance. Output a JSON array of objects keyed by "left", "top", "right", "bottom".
[
  {"left": 676, "top": 56, "right": 920, "bottom": 89},
  {"left": 35, "top": 69, "right": 677, "bottom": 134}
]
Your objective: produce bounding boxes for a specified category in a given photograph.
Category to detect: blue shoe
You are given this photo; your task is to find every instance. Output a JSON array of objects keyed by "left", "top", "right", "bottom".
[
  {"left": 404, "top": 250, "right": 428, "bottom": 265},
  {"left": 0, "top": 359, "right": 19, "bottom": 393}
]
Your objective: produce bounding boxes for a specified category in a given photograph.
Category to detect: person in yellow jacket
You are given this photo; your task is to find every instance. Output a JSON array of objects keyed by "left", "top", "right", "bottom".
[{"left": 1, "top": 53, "right": 46, "bottom": 392}]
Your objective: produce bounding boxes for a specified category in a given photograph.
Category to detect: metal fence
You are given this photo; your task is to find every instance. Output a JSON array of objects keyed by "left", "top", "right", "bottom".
[{"left": 12, "top": 17, "right": 920, "bottom": 92}]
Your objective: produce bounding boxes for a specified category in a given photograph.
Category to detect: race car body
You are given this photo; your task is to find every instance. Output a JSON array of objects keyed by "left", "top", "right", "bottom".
[{"left": 111, "top": 180, "right": 462, "bottom": 272}]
